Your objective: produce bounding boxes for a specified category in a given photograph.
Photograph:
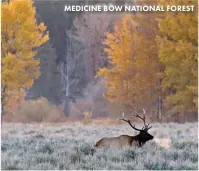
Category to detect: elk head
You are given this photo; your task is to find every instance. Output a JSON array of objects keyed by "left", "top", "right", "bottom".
[{"left": 118, "top": 109, "right": 153, "bottom": 146}]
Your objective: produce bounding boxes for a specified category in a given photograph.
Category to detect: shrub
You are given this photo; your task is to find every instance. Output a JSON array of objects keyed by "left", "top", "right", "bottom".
[
  {"left": 37, "top": 144, "right": 54, "bottom": 154},
  {"left": 82, "top": 111, "right": 92, "bottom": 125},
  {"left": 122, "top": 148, "right": 136, "bottom": 161},
  {"left": 78, "top": 142, "right": 96, "bottom": 156},
  {"left": 4, "top": 97, "right": 65, "bottom": 123}
]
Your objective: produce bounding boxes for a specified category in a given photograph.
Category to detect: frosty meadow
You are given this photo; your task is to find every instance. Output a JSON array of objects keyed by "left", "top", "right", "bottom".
[{"left": 1, "top": 122, "right": 198, "bottom": 170}]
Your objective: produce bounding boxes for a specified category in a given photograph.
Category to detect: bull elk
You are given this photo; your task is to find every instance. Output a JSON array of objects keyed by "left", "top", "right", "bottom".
[{"left": 95, "top": 110, "right": 153, "bottom": 148}]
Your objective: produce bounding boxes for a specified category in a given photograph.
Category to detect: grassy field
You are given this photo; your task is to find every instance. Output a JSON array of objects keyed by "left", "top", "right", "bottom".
[{"left": 1, "top": 122, "right": 198, "bottom": 170}]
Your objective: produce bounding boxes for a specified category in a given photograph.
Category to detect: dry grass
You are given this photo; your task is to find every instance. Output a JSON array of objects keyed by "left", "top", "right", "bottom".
[{"left": 91, "top": 118, "right": 123, "bottom": 125}]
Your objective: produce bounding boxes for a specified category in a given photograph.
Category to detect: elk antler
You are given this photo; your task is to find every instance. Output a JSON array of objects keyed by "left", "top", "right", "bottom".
[
  {"left": 118, "top": 113, "right": 142, "bottom": 132},
  {"left": 131, "top": 109, "right": 152, "bottom": 131}
]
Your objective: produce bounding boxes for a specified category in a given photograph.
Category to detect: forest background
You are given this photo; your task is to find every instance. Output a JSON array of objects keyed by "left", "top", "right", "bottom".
[{"left": 1, "top": 0, "right": 198, "bottom": 123}]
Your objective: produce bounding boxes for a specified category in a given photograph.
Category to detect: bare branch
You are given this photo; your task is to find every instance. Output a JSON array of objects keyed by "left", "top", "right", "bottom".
[
  {"left": 57, "top": 62, "right": 67, "bottom": 79},
  {"left": 66, "top": 30, "right": 87, "bottom": 44}
]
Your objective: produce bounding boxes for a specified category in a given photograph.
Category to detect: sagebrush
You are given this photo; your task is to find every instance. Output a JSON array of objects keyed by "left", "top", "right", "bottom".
[{"left": 1, "top": 122, "right": 198, "bottom": 170}]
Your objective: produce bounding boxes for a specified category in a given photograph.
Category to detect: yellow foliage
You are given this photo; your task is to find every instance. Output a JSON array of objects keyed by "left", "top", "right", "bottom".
[
  {"left": 98, "top": 14, "right": 159, "bottom": 112},
  {"left": 156, "top": 0, "right": 198, "bottom": 113},
  {"left": 4, "top": 88, "right": 26, "bottom": 113},
  {"left": 1, "top": 0, "right": 49, "bottom": 112}
]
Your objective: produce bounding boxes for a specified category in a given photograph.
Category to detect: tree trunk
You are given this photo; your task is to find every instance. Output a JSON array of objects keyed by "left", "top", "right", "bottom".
[
  {"left": 17, "top": 88, "right": 22, "bottom": 110},
  {"left": 157, "top": 95, "right": 162, "bottom": 121},
  {"left": 1, "top": 84, "right": 7, "bottom": 119},
  {"left": 157, "top": 65, "right": 162, "bottom": 122},
  {"left": 64, "top": 95, "right": 70, "bottom": 117}
]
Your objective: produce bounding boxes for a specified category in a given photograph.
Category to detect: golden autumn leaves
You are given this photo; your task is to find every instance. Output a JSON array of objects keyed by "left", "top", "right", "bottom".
[
  {"left": 2, "top": 0, "right": 49, "bottom": 112},
  {"left": 97, "top": 0, "right": 198, "bottom": 115},
  {"left": 98, "top": 14, "right": 160, "bottom": 113},
  {"left": 156, "top": 5, "right": 198, "bottom": 113}
]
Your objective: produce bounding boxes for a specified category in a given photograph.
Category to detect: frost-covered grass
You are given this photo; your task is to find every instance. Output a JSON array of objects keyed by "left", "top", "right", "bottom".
[{"left": 1, "top": 122, "right": 198, "bottom": 170}]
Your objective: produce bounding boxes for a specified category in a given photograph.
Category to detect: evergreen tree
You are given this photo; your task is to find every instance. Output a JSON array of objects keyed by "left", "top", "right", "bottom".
[{"left": 27, "top": 42, "right": 63, "bottom": 104}]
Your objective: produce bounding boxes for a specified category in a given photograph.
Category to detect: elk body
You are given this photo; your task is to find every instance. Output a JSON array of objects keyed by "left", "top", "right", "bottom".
[{"left": 95, "top": 111, "right": 154, "bottom": 148}]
